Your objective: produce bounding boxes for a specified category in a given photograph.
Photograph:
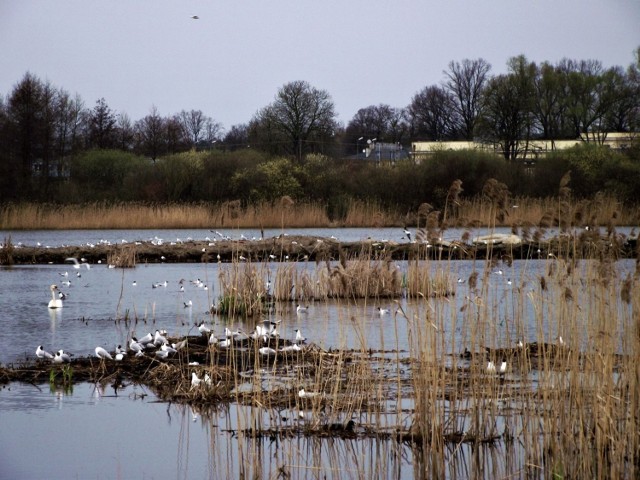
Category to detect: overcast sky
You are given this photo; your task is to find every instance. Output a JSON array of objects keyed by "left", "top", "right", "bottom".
[{"left": 1, "top": 1, "right": 638, "bottom": 131}]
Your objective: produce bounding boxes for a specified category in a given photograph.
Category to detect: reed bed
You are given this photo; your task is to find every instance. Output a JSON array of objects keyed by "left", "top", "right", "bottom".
[
  {"left": 2, "top": 196, "right": 637, "bottom": 229},
  {"left": 3, "top": 195, "right": 640, "bottom": 477}
]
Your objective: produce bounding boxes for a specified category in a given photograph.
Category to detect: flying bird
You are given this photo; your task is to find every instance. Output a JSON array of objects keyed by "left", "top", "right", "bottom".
[{"left": 191, "top": 15, "right": 199, "bottom": 19}]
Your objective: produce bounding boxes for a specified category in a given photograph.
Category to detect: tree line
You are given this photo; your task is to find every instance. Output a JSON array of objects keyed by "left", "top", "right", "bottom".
[{"left": 0, "top": 50, "right": 638, "bottom": 204}]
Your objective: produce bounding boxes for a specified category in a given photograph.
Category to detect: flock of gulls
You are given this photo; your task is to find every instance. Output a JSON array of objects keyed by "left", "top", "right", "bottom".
[{"left": 39, "top": 256, "right": 314, "bottom": 377}]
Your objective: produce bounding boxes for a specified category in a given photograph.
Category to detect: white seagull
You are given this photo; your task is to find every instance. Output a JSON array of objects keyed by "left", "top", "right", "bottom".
[
  {"left": 259, "top": 347, "right": 277, "bottom": 355},
  {"left": 137, "top": 332, "right": 154, "bottom": 345},
  {"left": 280, "top": 343, "right": 302, "bottom": 353},
  {"left": 48, "top": 285, "right": 63, "bottom": 309},
  {"left": 95, "top": 346, "right": 113, "bottom": 360},
  {"left": 298, "top": 388, "right": 320, "bottom": 399},
  {"left": 378, "top": 307, "right": 390, "bottom": 316},
  {"left": 296, "top": 304, "right": 309, "bottom": 314},
  {"left": 53, "top": 350, "right": 71, "bottom": 363},
  {"left": 294, "top": 329, "right": 307, "bottom": 343},
  {"left": 191, "top": 372, "right": 202, "bottom": 389},
  {"left": 198, "top": 322, "right": 212, "bottom": 335},
  {"left": 153, "top": 330, "right": 167, "bottom": 346},
  {"left": 65, "top": 257, "right": 91, "bottom": 270},
  {"left": 486, "top": 361, "right": 496, "bottom": 374},
  {"left": 36, "top": 345, "right": 54, "bottom": 360},
  {"left": 499, "top": 360, "right": 507, "bottom": 374},
  {"left": 129, "top": 337, "right": 145, "bottom": 354}
]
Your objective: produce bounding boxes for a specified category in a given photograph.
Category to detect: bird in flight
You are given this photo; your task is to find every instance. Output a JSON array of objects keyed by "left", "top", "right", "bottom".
[{"left": 191, "top": 15, "right": 199, "bottom": 19}]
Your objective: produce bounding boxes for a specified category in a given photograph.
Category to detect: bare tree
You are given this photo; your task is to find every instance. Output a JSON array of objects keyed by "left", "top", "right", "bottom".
[
  {"left": 134, "top": 106, "right": 165, "bottom": 161},
  {"left": 252, "top": 80, "right": 338, "bottom": 161},
  {"left": 444, "top": 58, "right": 491, "bottom": 140},
  {"left": 477, "top": 55, "right": 536, "bottom": 160},
  {"left": 408, "top": 85, "right": 458, "bottom": 140},
  {"left": 178, "top": 109, "right": 209, "bottom": 147},
  {"left": 346, "top": 104, "right": 408, "bottom": 143},
  {"left": 222, "top": 123, "right": 250, "bottom": 151}
]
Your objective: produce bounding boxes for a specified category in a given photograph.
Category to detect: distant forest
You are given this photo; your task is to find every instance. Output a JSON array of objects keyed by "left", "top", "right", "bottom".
[{"left": 0, "top": 50, "right": 638, "bottom": 208}]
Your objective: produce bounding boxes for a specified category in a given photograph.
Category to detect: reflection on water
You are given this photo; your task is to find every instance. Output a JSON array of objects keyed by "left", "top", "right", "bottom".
[
  {"left": 1, "top": 228, "right": 638, "bottom": 478},
  {"left": 0, "top": 381, "right": 536, "bottom": 479}
]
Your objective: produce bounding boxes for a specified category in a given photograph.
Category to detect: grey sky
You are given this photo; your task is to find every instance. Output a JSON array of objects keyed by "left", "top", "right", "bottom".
[{"left": 1, "top": 1, "right": 638, "bottom": 132}]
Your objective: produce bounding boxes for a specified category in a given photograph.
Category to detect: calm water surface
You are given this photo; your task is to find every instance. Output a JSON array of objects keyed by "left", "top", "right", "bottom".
[{"left": 0, "top": 228, "right": 636, "bottom": 478}]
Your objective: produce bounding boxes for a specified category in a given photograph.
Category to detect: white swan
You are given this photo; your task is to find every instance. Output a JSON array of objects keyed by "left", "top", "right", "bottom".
[{"left": 48, "top": 285, "right": 63, "bottom": 309}]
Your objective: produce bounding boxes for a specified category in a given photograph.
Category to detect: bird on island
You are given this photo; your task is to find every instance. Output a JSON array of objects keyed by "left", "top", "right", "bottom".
[
  {"left": 294, "top": 329, "right": 307, "bottom": 343},
  {"left": 155, "top": 349, "right": 170, "bottom": 360},
  {"left": 161, "top": 343, "right": 177, "bottom": 354},
  {"left": 115, "top": 351, "right": 126, "bottom": 361},
  {"left": 298, "top": 388, "right": 320, "bottom": 399},
  {"left": 95, "top": 346, "right": 113, "bottom": 360},
  {"left": 137, "top": 332, "right": 153, "bottom": 345},
  {"left": 172, "top": 339, "right": 187, "bottom": 351},
  {"left": 48, "top": 285, "right": 63, "bottom": 309},
  {"left": 280, "top": 343, "right": 302, "bottom": 353},
  {"left": 499, "top": 360, "right": 507, "bottom": 374},
  {"left": 204, "top": 373, "right": 212, "bottom": 386},
  {"left": 216, "top": 337, "right": 231, "bottom": 348},
  {"left": 259, "top": 347, "right": 277, "bottom": 355},
  {"left": 153, "top": 330, "right": 167, "bottom": 347},
  {"left": 486, "top": 361, "right": 496, "bottom": 374},
  {"left": 198, "top": 322, "right": 212, "bottom": 335},
  {"left": 36, "top": 345, "right": 54, "bottom": 360},
  {"left": 53, "top": 350, "right": 71, "bottom": 364},
  {"left": 129, "top": 337, "right": 145, "bottom": 355},
  {"left": 191, "top": 372, "right": 202, "bottom": 389},
  {"left": 296, "top": 304, "right": 309, "bottom": 314}
]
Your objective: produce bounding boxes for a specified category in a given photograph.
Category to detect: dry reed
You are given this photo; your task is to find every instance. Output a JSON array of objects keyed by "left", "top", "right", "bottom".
[{"left": 4, "top": 196, "right": 634, "bottom": 230}]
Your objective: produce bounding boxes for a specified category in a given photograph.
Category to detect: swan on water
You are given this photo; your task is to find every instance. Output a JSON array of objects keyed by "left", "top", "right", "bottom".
[{"left": 48, "top": 285, "right": 63, "bottom": 309}]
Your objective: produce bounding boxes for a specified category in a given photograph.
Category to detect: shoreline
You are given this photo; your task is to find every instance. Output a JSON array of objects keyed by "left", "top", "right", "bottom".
[{"left": 2, "top": 233, "right": 637, "bottom": 265}]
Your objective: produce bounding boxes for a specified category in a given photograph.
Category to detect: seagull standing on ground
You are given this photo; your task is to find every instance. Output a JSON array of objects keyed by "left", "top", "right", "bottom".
[
  {"left": 36, "top": 345, "right": 54, "bottom": 360},
  {"left": 95, "top": 346, "right": 113, "bottom": 360}
]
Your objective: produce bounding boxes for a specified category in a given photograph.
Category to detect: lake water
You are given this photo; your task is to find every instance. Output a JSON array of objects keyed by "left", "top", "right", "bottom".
[{"left": 0, "top": 228, "right": 636, "bottom": 478}]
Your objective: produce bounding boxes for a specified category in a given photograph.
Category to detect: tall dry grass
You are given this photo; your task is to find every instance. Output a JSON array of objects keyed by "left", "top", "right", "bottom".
[
  {"left": 0, "top": 201, "right": 403, "bottom": 229},
  {"left": 3, "top": 196, "right": 635, "bottom": 230}
]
